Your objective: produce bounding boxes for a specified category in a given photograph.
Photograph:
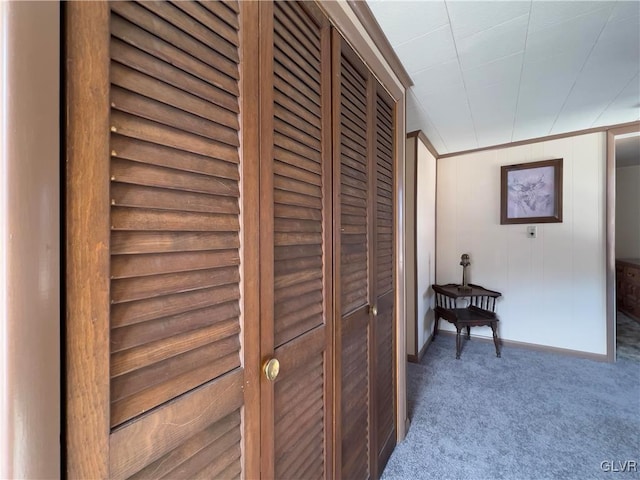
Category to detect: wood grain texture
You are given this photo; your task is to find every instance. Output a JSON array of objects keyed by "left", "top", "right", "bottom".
[
  {"left": 66, "top": 1, "right": 249, "bottom": 477},
  {"left": 264, "top": 3, "right": 332, "bottom": 479},
  {"left": 274, "top": 327, "right": 326, "bottom": 480},
  {"left": 109, "top": 369, "right": 244, "bottom": 479},
  {"left": 238, "top": 2, "right": 261, "bottom": 478},
  {"left": 375, "top": 88, "right": 395, "bottom": 296},
  {"left": 373, "top": 84, "right": 397, "bottom": 476},
  {"left": 340, "top": 309, "right": 371, "bottom": 480},
  {"left": 108, "top": 0, "right": 244, "bottom": 429},
  {"left": 272, "top": 0, "right": 326, "bottom": 348},
  {"left": 65, "top": 3, "right": 109, "bottom": 478},
  {"left": 339, "top": 50, "right": 370, "bottom": 317},
  {"left": 258, "top": 1, "right": 277, "bottom": 477},
  {"left": 65, "top": 2, "right": 112, "bottom": 478},
  {"left": 335, "top": 35, "right": 372, "bottom": 480}
]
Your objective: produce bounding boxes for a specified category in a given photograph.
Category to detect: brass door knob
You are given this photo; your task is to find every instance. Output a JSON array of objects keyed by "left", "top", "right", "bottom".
[
  {"left": 263, "top": 358, "right": 280, "bottom": 381},
  {"left": 371, "top": 305, "right": 378, "bottom": 316}
]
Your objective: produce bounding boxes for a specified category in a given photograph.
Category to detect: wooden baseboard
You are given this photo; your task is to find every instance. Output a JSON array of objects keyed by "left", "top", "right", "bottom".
[
  {"left": 436, "top": 330, "right": 608, "bottom": 362},
  {"left": 407, "top": 332, "right": 433, "bottom": 363}
]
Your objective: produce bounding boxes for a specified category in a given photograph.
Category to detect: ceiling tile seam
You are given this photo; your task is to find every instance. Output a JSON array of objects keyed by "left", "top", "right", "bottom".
[
  {"left": 463, "top": 51, "right": 522, "bottom": 75},
  {"left": 410, "top": 60, "right": 456, "bottom": 79},
  {"left": 591, "top": 70, "right": 640, "bottom": 127},
  {"left": 444, "top": 0, "right": 478, "bottom": 148},
  {"left": 531, "top": 4, "right": 619, "bottom": 36},
  {"left": 391, "top": 22, "right": 450, "bottom": 50},
  {"left": 510, "top": 0, "right": 533, "bottom": 143},
  {"left": 409, "top": 89, "right": 449, "bottom": 153},
  {"left": 547, "top": 4, "right": 617, "bottom": 135},
  {"left": 452, "top": 12, "right": 530, "bottom": 43}
]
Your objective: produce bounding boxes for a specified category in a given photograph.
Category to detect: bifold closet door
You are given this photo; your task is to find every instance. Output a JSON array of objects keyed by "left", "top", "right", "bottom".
[
  {"left": 66, "top": 2, "right": 260, "bottom": 478},
  {"left": 334, "top": 33, "right": 397, "bottom": 480},
  {"left": 373, "top": 82, "right": 397, "bottom": 473},
  {"left": 334, "top": 33, "right": 374, "bottom": 480},
  {"left": 259, "top": 2, "right": 334, "bottom": 479}
]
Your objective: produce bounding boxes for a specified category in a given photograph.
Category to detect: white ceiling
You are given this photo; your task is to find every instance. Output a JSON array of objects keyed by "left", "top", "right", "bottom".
[{"left": 367, "top": 0, "right": 640, "bottom": 155}]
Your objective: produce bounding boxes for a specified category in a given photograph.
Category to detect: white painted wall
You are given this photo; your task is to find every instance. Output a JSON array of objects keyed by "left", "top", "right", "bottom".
[
  {"left": 0, "top": 2, "right": 60, "bottom": 477},
  {"left": 416, "top": 141, "right": 437, "bottom": 354},
  {"left": 437, "top": 133, "right": 607, "bottom": 355},
  {"left": 615, "top": 165, "right": 640, "bottom": 259},
  {"left": 405, "top": 137, "right": 417, "bottom": 355}
]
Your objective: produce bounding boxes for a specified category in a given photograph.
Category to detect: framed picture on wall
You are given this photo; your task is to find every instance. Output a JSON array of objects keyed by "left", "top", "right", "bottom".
[{"left": 500, "top": 158, "right": 563, "bottom": 224}]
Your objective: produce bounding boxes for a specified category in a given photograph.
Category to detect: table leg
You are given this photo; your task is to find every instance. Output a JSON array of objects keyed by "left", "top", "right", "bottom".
[
  {"left": 455, "top": 326, "right": 462, "bottom": 359},
  {"left": 491, "top": 321, "right": 501, "bottom": 358},
  {"left": 433, "top": 315, "right": 439, "bottom": 338},
  {"left": 466, "top": 325, "right": 471, "bottom": 339}
]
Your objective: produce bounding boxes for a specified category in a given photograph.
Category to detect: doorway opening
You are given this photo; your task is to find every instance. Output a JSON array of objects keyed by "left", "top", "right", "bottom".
[{"left": 607, "top": 126, "right": 640, "bottom": 362}]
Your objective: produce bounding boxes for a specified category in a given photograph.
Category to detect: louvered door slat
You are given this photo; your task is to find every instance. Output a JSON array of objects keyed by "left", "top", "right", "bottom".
[
  {"left": 111, "top": 158, "right": 238, "bottom": 196},
  {"left": 111, "top": 136, "right": 238, "bottom": 179},
  {"left": 111, "top": 208, "right": 239, "bottom": 232},
  {"left": 141, "top": 2, "right": 238, "bottom": 55},
  {"left": 340, "top": 53, "right": 369, "bottom": 313},
  {"left": 111, "top": 64, "right": 239, "bottom": 131},
  {"left": 274, "top": 120, "right": 322, "bottom": 155},
  {"left": 111, "top": 231, "right": 239, "bottom": 255},
  {"left": 273, "top": 326, "right": 327, "bottom": 480},
  {"left": 111, "top": 184, "right": 239, "bottom": 214},
  {"left": 111, "top": 2, "right": 239, "bottom": 76},
  {"left": 275, "top": 90, "right": 321, "bottom": 127},
  {"left": 111, "top": 301, "right": 239, "bottom": 351},
  {"left": 336, "top": 36, "right": 372, "bottom": 480},
  {"left": 110, "top": 13, "right": 240, "bottom": 102},
  {"left": 111, "top": 87, "right": 239, "bottom": 148},
  {"left": 265, "top": 3, "right": 331, "bottom": 479},
  {"left": 173, "top": 2, "right": 238, "bottom": 42},
  {"left": 274, "top": 105, "right": 322, "bottom": 143},
  {"left": 198, "top": 1, "right": 239, "bottom": 29},
  {"left": 168, "top": 429, "right": 241, "bottom": 480},
  {"left": 111, "top": 262, "right": 238, "bottom": 303},
  {"left": 274, "top": 279, "right": 322, "bottom": 303},
  {"left": 101, "top": 3, "right": 248, "bottom": 479},
  {"left": 272, "top": 1, "right": 325, "bottom": 347},
  {"left": 274, "top": 45, "right": 321, "bottom": 96},
  {"left": 110, "top": 36, "right": 239, "bottom": 110},
  {"left": 125, "top": 410, "right": 240, "bottom": 480},
  {"left": 376, "top": 92, "right": 394, "bottom": 296},
  {"left": 274, "top": 1, "right": 320, "bottom": 62},
  {"left": 340, "top": 313, "right": 370, "bottom": 479},
  {"left": 111, "top": 283, "right": 240, "bottom": 330},
  {"left": 112, "top": 112, "right": 239, "bottom": 163},
  {"left": 276, "top": 1, "right": 320, "bottom": 51},
  {"left": 373, "top": 85, "right": 396, "bottom": 475}
]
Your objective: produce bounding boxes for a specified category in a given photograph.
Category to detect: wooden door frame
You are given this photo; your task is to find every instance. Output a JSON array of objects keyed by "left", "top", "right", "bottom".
[
  {"left": 0, "top": 2, "right": 61, "bottom": 478},
  {"left": 605, "top": 122, "right": 640, "bottom": 362}
]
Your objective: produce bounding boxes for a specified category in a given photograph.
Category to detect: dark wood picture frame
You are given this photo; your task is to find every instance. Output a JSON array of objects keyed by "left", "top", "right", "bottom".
[{"left": 500, "top": 158, "right": 563, "bottom": 224}]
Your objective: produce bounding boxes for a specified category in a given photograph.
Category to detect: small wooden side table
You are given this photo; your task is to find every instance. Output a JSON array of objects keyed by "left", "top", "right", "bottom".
[{"left": 432, "top": 283, "right": 502, "bottom": 359}]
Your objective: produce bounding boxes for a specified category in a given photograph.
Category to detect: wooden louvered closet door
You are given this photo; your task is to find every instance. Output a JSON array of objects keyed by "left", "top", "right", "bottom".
[
  {"left": 334, "top": 33, "right": 397, "bottom": 480},
  {"left": 334, "top": 33, "right": 374, "bottom": 480},
  {"left": 67, "top": 2, "right": 395, "bottom": 479},
  {"left": 66, "top": 2, "right": 260, "bottom": 478},
  {"left": 373, "top": 82, "right": 397, "bottom": 474},
  {"left": 259, "top": 2, "right": 333, "bottom": 478}
]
